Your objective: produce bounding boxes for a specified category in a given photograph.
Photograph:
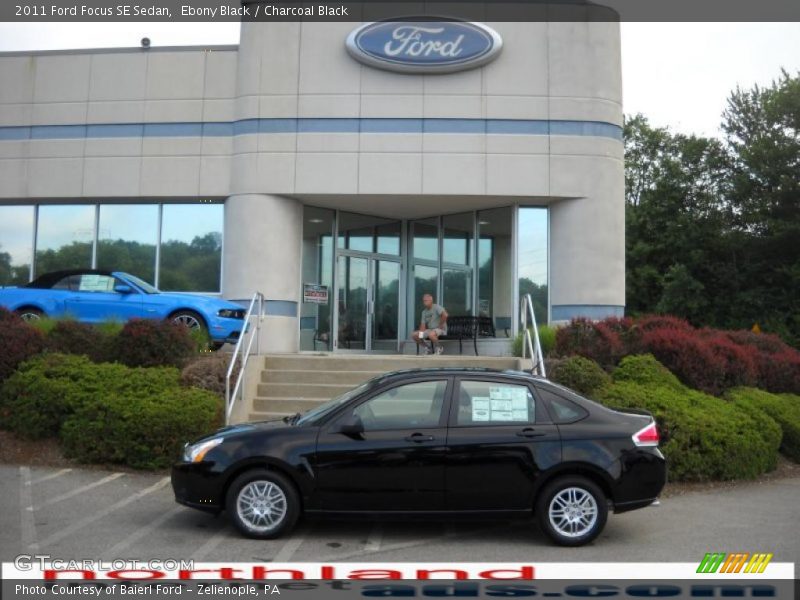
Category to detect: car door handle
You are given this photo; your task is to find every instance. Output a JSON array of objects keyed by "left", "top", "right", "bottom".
[
  {"left": 404, "top": 433, "right": 435, "bottom": 443},
  {"left": 516, "top": 428, "right": 546, "bottom": 438}
]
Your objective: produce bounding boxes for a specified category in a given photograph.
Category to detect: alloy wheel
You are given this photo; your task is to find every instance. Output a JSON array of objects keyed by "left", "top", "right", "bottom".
[
  {"left": 547, "top": 486, "right": 598, "bottom": 538},
  {"left": 172, "top": 314, "right": 201, "bottom": 330},
  {"left": 236, "top": 481, "right": 288, "bottom": 533}
]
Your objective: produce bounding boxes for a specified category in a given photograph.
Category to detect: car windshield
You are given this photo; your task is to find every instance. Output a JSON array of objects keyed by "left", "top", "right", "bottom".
[
  {"left": 119, "top": 273, "right": 159, "bottom": 294},
  {"left": 295, "top": 379, "right": 376, "bottom": 426}
]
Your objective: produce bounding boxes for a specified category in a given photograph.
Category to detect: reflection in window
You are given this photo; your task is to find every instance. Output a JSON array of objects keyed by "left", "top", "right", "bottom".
[
  {"left": 35, "top": 205, "right": 95, "bottom": 276},
  {"left": 518, "top": 207, "right": 549, "bottom": 324},
  {"left": 337, "top": 212, "right": 400, "bottom": 256},
  {"left": 412, "top": 264, "right": 438, "bottom": 328},
  {"left": 478, "top": 207, "right": 512, "bottom": 337},
  {"left": 159, "top": 204, "right": 223, "bottom": 292},
  {"left": 301, "top": 206, "right": 334, "bottom": 351},
  {"left": 0, "top": 206, "right": 34, "bottom": 286},
  {"left": 412, "top": 218, "right": 438, "bottom": 261},
  {"left": 97, "top": 204, "right": 158, "bottom": 285},
  {"left": 442, "top": 268, "right": 472, "bottom": 316},
  {"left": 443, "top": 212, "right": 473, "bottom": 266},
  {"left": 353, "top": 380, "right": 447, "bottom": 431}
]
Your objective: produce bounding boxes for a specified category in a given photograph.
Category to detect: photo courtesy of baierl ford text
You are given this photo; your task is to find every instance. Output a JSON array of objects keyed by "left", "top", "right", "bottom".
[{"left": 0, "top": 2, "right": 798, "bottom": 598}]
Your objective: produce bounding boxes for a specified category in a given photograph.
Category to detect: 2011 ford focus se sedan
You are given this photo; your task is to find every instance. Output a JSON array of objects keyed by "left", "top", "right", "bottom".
[{"left": 172, "top": 368, "right": 666, "bottom": 546}]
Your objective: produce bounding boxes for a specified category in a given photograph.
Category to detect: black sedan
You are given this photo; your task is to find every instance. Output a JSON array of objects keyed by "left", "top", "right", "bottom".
[{"left": 172, "top": 368, "right": 666, "bottom": 546}]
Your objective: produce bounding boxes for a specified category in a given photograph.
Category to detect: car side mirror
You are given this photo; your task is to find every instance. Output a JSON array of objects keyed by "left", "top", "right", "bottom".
[
  {"left": 334, "top": 413, "right": 364, "bottom": 437},
  {"left": 114, "top": 284, "right": 133, "bottom": 294}
]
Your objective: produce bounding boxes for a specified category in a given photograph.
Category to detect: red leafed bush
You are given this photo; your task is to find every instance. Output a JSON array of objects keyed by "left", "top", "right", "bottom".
[
  {"left": 554, "top": 318, "right": 623, "bottom": 368},
  {"left": 0, "top": 307, "right": 45, "bottom": 383},
  {"left": 110, "top": 318, "right": 196, "bottom": 369},
  {"left": 636, "top": 314, "right": 694, "bottom": 333},
  {"left": 639, "top": 326, "right": 726, "bottom": 395},
  {"left": 45, "top": 320, "right": 110, "bottom": 363},
  {"left": 724, "top": 330, "right": 794, "bottom": 355},
  {"left": 700, "top": 330, "right": 759, "bottom": 390},
  {"left": 757, "top": 350, "right": 800, "bottom": 394}
]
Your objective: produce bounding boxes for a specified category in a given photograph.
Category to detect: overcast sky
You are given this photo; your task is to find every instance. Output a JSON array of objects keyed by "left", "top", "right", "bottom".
[{"left": 1, "top": 22, "right": 799, "bottom": 137}]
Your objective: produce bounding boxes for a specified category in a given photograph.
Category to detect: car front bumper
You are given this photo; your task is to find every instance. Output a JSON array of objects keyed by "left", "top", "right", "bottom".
[
  {"left": 171, "top": 462, "right": 225, "bottom": 513},
  {"left": 206, "top": 315, "right": 243, "bottom": 344}
]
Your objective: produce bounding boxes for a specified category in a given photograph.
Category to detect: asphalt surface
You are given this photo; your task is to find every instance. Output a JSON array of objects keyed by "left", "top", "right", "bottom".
[{"left": 1, "top": 464, "right": 799, "bottom": 564}]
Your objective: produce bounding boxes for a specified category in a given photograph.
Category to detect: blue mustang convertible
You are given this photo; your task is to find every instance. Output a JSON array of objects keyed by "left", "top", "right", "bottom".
[{"left": 0, "top": 269, "right": 245, "bottom": 346}]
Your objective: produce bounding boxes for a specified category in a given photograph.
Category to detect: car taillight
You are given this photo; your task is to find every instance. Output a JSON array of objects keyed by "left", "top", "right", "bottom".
[{"left": 633, "top": 421, "right": 659, "bottom": 447}]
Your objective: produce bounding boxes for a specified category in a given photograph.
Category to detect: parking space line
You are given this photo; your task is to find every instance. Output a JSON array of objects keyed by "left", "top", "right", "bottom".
[
  {"left": 272, "top": 523, "right": 312, "bottom": 562},
  {"left": 30, "top": 469, "right": 73, "bottom": 485},
  {"left": 31, "top": 472, "right": 125, "bottom": 510},
  {"left": 364, "top": 523, "right": 383, "bottom": 553},
  {"left": 19, "top": 467, "right": 38, "bottom": 551},
  {"left": 105, "top": 505, "right": 184, "bottom": 558},
  {"left": 35, "top": 477, "right": 170, "bottom": 549},
  {"left": 190, "top": 520, "right": 232, "bottom": 561}
]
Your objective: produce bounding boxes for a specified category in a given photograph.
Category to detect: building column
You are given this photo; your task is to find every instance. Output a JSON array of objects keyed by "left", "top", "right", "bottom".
[{"left": 223, "top": 193, "right": 302, "bottom": 353}]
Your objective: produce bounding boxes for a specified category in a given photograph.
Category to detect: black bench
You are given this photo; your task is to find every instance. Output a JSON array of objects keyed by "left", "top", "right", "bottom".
[{"left": 416, "top": 315, "right": 496, "bottom": 356}]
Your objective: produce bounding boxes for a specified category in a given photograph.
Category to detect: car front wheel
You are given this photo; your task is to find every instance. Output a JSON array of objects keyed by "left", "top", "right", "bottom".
[
  {"left": 15, "top": 307, "right": 44, "bottom": 322},
  {"left": 226, "top": 469, "right": 300, "bottom": 539},
  {"left": 536, "top": 476, "right": 608, "bottom": 546},
  {"left": 170, "top": 310, "right": 207, "bottom": 335}
]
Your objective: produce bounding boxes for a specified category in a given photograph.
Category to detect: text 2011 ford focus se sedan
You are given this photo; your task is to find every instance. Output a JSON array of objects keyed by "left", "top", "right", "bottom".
[{"left": 172, "top": 368, "right": 666, "bottom": 546}]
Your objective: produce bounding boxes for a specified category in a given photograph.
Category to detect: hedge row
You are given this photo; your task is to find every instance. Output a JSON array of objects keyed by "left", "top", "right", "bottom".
[
  {"left": 595, "top": 355, "right": 785, "bottom": 481},
  {"left": 554, "top": 315, "right": 800, "bottom": 395},
  {"left": 0, "top": 353, "right": 222, "bottom": 469},
  {"left": 0, "top": 308, "right": 202, "bottom": 380}
]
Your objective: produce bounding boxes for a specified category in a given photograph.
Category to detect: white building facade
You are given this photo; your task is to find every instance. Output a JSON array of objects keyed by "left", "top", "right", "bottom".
[{"left": 0, "top": 20, "right": 624, "bottom": 354}]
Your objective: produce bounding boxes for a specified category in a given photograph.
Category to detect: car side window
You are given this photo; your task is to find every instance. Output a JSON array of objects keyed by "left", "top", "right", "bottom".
[
  {"left": 455, "top": 380, "right": 536, "bottom": 426},
  {"left": 77, "top": 274, "right": 117, "bottom": 292},
  {"left": 352, "top": 380, "right": 447, "bottom": 431},
  {"left": 52, "top": 275, "right": 79, "bottom": 290},
  {"left": 537, "top": 388, "right": 589, "bottom": 424}
]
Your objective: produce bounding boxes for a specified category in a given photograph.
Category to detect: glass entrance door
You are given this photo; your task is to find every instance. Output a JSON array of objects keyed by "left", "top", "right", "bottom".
[{"left": 336, "top": 255, "right": 400, "bottom": 352}]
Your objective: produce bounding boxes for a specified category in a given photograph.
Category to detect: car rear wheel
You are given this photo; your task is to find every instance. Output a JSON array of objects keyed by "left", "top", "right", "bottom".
[
  {"left": 226, "top": 469, "right": 299, "bottom": 539},
  {"left": 170, "top": 310, "right": 206, "bottom": 335},
  {"left": 536, "top": 476, "right": 608, "bottom": 547},
  {"left": 15, "top": 307, "right": 44, "bottom": 322}
]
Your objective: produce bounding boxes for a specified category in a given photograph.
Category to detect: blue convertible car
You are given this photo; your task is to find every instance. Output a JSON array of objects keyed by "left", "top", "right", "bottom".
[{"left": 0, "top": 269, "right": 245, "bottom": 346}]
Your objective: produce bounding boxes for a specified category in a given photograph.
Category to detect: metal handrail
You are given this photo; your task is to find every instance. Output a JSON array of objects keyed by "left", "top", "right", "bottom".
[
  {"left": 225, "top": 291, "right": 264, "bottom": 425},
  {"left": 520, "top": 293, "right": 546, "bottom": 377}
]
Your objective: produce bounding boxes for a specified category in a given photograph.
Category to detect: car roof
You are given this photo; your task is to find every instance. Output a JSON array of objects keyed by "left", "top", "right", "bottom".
[
  {"left": 374, "top": 367, "right": 541, "bottom": 383},
  {"left": 25, "top": 269, "right": 115, "bottom": 289}
]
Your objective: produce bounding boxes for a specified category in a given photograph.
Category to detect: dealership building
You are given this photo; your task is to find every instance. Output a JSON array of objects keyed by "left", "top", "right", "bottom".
[{"left": 0, "top": 19, "right": 624, "bottom": 355}]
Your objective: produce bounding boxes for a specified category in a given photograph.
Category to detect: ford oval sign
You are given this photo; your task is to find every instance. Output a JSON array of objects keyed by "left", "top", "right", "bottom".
[{"left": 346, "top": 20, "right": 503, "bottom": 74}]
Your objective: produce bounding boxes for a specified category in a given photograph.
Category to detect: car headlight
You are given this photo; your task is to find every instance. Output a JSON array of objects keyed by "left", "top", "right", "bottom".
[
  {"left": 183, "top": 437, "right": 224, "bottom": 463},
  {"left": 218, "top": 308, "right": 244, "bottom": 319}
]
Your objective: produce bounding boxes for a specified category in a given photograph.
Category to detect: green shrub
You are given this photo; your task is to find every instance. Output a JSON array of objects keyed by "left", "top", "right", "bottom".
[
  {"left": 0, "top": 353, "right": 180, "bottom": 440},
  {"left": 110, "top": 318, "right": 196, "bottom": 368},
  {"left": 0, "top": 308, "right": 46, "bottom": 383},
  {"left": 612, "top": 354, "right": 684, "bottom": 391},
  {"left": 726, "top": 388, "right": 800, "bottom": 462},
  {"left": 61, "top": 387, "right": 221, "bottom": 469},
  {"left": 597, "top": 381, "right": 780, "bottom": 481},
  {"left": 548, "top": 356, "right": 610, "bottom": 396},
  {"left": 512, "top": 324, "right": 556, "bottom": 358}
]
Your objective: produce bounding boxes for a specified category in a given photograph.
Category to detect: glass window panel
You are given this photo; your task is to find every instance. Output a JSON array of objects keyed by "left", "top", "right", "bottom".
[
  {"left": 301, "top": 206, "right": 335, "bottom": 351},
  {"left": 159, "top": 203, "right": 223, "bottom": 292},
  {"left": 456, "top": 380, "right": 536, "bottom": 426},
  {"left": 442, "top": 268, "right": 472, "bottom": 316},
  {"left": 35, "top": 205, "right": 95, "bottom": 276},
  {"left": 337, "top": 212, "right": 400, "bottom": 255},
  {"left": 353, "top": 380, "right": 447, "bottom": 431},
  {"left": 443, "top": 212, "right": 473, "bottom": 266},
  {"left": 97, "top": 204, "right": 158, "bottom": 285},
  {"left": 375, "top": 221, "right": 401, "bottom": 255},
  {"left": 478, "top": 207, "right": 512, "bottom": 336},
  {"left": 412, "top": 218, "right": 438, "bottom": 261},
  {"left": 411, "top": 264, "right": 438, "bottom": 328},
  {"left": 518, "top": 207, "right": 549, "bottom": 324},
  {"left": 0, "top": 206, "right": 34, "bottom": 286}
]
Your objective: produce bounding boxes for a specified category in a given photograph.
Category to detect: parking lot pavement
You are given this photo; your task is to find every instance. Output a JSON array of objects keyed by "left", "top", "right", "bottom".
[{"left": 2, "top": 463, "right": 799, "bottom": 564}]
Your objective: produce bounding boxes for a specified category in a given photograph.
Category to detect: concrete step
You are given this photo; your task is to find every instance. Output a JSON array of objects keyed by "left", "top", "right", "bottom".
[
  {"left": 252, "top": 397, "right": 328, "bottom": 413},
  {"left": 261, "top": 369, "right": 383, "bottom": 385},
  {"left": 262, "top": 354, "right": 520, "bottom": 372},
  {"left": 256, "top": 382, "right": 354, "bottom": 399}
]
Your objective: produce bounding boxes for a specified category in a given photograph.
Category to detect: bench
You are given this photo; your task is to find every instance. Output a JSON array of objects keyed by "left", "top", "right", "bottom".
[{"left": 416, "top": 315, "right": 497, "bottom": 356}]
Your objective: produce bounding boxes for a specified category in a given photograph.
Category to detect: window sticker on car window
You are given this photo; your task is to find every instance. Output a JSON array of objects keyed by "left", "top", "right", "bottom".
[
  {"left": 472, "top": 397, "right": 491, "bottom": 421},
  {"left": 79, "top": 274, "right": 113, "bottom": 292}
]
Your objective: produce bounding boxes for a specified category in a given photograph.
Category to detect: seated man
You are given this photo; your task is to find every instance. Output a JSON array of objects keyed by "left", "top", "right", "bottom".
[{"left": 411, "top": 293, "right": 448, "bottom": 355}]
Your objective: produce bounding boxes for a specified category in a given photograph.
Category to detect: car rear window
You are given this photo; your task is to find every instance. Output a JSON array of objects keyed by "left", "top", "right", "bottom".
[{"left": 455, "top": 380, "right": 536, "bottom": 425}]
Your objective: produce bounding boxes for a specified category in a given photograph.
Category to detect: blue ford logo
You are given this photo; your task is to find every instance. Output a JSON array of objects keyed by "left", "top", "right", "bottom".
[{"left": 346, "top": 20, "right": 503, "bottom": 74}]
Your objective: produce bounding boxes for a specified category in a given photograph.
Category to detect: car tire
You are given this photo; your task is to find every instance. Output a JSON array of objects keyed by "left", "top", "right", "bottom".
[
  {"left": 535, "top": 476, "right": 608, "bottom": 547},
  {"left": 170, "top": 310, "right": 207, "bottom": 336},
  {"left": 226, "top": 469, "right": 300, "bottom": 539},
  {"left": 15, "top": 307, "right": 44, "bottom": 322}
]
